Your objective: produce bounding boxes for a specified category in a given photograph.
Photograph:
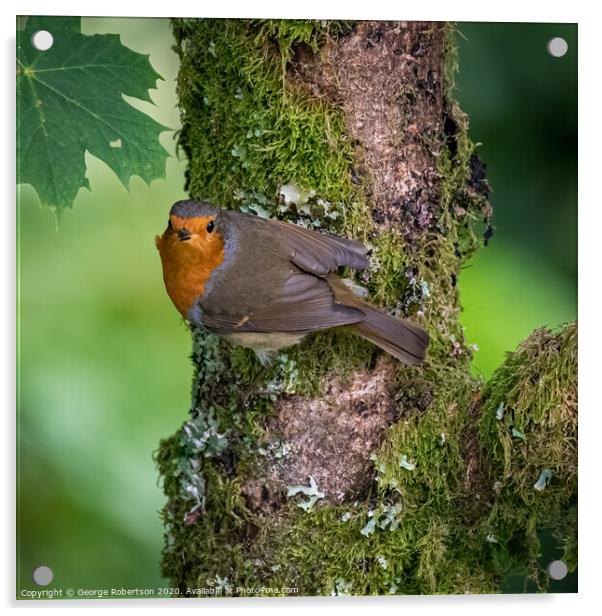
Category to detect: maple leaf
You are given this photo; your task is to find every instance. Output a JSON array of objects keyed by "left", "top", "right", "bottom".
[{"left": 17, "top": 16, "right": 169, "bottom": 215}]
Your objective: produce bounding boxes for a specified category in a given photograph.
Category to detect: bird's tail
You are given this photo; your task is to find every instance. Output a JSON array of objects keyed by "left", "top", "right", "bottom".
[
  {"left": 326, "top": 273, "right": 429, "bottom": 365},
  {"left": 351, "top": 305, "right": 429, "bottom": 365}
]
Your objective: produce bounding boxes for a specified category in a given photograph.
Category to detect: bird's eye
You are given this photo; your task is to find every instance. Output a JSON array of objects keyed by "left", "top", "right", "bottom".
[
  {"left": 167, "top": 219, "right": 173, "bottom": 231},
  {"left": 207, "top": 220, "right": 215, "bottom": 233}
]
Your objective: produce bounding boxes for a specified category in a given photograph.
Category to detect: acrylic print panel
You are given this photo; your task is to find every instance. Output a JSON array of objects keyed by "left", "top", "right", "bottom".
[{"left": 16, "top": 16, "right": 577, "bottom": 600}]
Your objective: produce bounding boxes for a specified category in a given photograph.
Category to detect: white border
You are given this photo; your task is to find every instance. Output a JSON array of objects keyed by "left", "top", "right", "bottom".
[
  {"left": 3, "top": 0, "right": 588, "bottom": 20},
  {"left": 3, "top": 1, "right": 600, "bottom": 613}
]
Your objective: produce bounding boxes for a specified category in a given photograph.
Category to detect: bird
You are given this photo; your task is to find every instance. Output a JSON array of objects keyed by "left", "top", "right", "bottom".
[{"left": 156, "top": 199, "right": 429, "bottom": 365}]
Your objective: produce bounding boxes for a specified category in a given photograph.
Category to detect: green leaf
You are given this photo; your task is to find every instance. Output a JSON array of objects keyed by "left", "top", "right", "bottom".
[{"left": 16, "top": 16, "right": 169, "bottom": 214}]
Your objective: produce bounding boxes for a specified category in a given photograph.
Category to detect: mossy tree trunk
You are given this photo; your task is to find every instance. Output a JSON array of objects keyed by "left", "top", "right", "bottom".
[{"left": 156, "top": 19, "right": 577, "bottom": 596}]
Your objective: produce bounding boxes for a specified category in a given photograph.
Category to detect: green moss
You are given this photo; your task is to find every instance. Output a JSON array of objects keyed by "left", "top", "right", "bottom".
[
  {"left": 442, "top": 23, "right": 462, "bottom": 96},
  {"left": 172, "top": 18, "right": 368, "bottom": 237},
  {"left": 375, "top": 366, "right": 476, "bottom": 506},
  {"left": 477, "top": 323, "right": 578, "bottom": 584},
  {"left": 367, "top": 231, "right": 409, "bottom": 307},
  {"left": 222, "top": 496, "right": 499, "bottom": 595}
]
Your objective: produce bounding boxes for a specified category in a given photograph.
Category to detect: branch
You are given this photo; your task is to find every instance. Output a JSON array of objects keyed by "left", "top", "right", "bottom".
[{"left": 155, "top": 19, "right": 575, "bottom": 596}]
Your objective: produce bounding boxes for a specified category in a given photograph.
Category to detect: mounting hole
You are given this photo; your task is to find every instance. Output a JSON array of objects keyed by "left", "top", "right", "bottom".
[
  {"left": 31, "top": 30, "right": 54, "bottom": 51},
  {"left": 32, "top": 566, "right": 54, "bottom": 586},
  {"left": 547, "top": 37, "right": 568, "bottom": 58},
  {"left": 547, "top": 560, "right": 568, "bottom": 580}
]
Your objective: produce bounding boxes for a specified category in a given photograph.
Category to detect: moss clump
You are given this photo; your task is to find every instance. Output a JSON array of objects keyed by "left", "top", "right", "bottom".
[
  {"left": 375, "top": 367, "right": 476, "bottom": 507},
  {"left": 252, "top": 503, "right": 499, "bottom": 595},
  {"left": 478, "top": 323, "right": 578, "bottom": 583}
]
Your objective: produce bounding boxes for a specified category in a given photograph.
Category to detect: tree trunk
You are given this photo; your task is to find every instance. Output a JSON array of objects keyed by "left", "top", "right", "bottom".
[{"left": 156, "top": 19, "right": 577, "bottom": 596}]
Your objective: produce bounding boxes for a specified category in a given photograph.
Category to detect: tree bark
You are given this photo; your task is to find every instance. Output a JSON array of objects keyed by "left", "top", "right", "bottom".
[{"left": 156, "top": 19, "right": 577, "bottom": 596}]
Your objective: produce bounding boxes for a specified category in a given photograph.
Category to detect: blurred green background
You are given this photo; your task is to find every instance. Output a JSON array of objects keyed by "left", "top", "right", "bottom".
[
  {"left": 17, "top": 19, "right": 577, "bottom": 594},
  {"left": 456, "top": 22, "right": 577, "bottom": 377}
]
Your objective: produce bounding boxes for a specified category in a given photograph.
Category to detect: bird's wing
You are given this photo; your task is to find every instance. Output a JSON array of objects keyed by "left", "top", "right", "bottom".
[
  {"left": 191, "top": 215, "right": 369, "bottom": 334},
  {"left": 193, "top": 270, "right": 365, "bottom": 334},
  {"left": 269, "top": 219, "right": 370, "bottom": 276}
]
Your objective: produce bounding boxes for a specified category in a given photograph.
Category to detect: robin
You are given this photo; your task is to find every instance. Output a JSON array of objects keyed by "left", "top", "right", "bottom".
[{"left": 156, "top": 199, "right": 429, "bottom": 365}]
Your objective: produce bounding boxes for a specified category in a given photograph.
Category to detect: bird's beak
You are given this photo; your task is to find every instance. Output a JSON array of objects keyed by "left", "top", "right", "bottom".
[{"left": 178, "top": 228, "right": 192, "bottom": 242}]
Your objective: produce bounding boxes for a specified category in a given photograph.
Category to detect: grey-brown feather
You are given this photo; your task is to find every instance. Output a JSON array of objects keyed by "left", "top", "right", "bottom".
[
  {"left": 270, "top": 218, "right": 369, "bottom": 274},
  {"left": 326, "top": 274, "right": 429, "bottom": 364}
]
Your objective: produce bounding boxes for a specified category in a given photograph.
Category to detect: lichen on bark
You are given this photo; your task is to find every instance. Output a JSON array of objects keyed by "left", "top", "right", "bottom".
[{"left": 155, "top": 19, "right": 576, "bottom": 596}]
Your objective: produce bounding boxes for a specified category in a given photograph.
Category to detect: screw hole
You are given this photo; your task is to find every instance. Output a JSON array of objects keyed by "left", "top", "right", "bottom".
[
  {"left": 547, "top": 560, "right": 568, "bottom": 580},
  {"left": 547, "top": 37, "right": 568, "bottom": 58},
  {"left": 31, "top": 30, "right": 54, "bottom": 51},
  {"left": 33, "top": 565, "right": 54, "bottom": 586}
]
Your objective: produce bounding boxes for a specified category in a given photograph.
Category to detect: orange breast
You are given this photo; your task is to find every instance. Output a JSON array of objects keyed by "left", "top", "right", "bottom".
[
  {"left": 156, "top": 231, "right": 224, "bottom": 319},
  {"left": 162, "top": 261, "right": 209, "bottom": 318}
]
